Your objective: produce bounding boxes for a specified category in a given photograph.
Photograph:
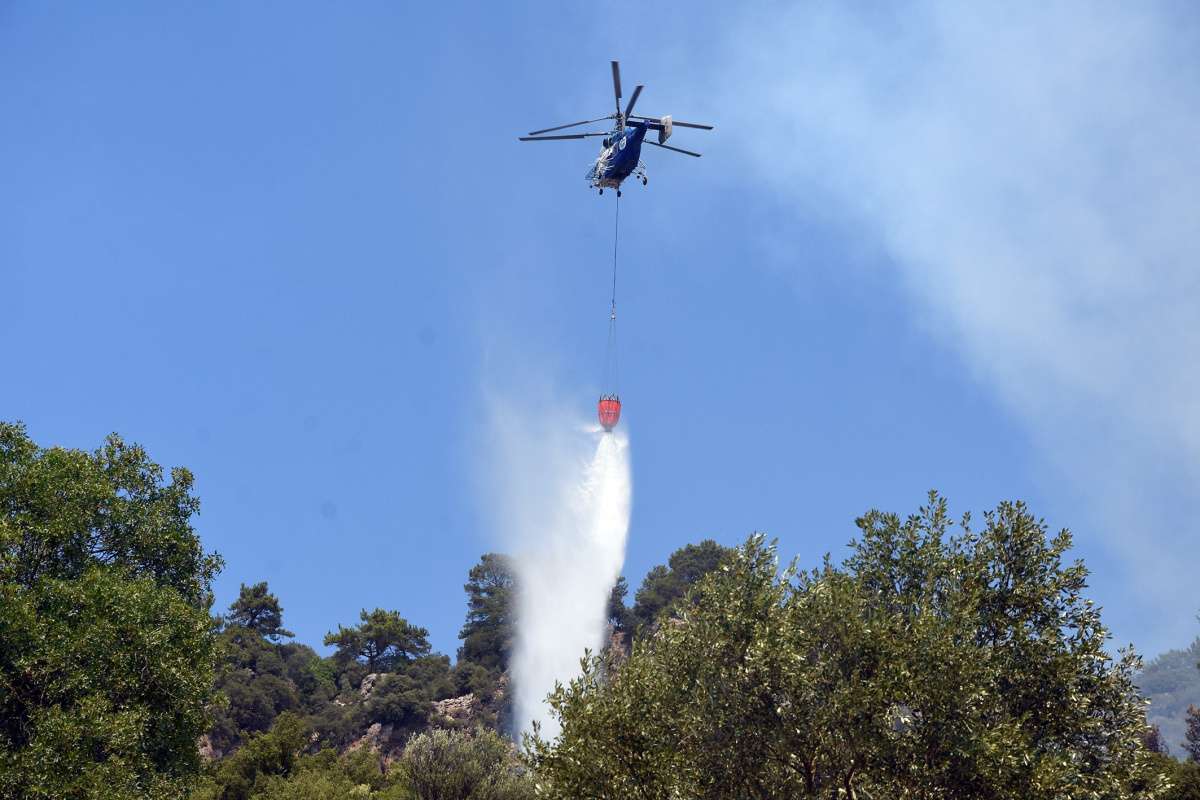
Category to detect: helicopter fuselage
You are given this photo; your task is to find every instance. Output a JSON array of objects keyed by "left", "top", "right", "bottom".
[
  {"left": 588, "top": 123, "right": 649, "bottom": 189},
  {"left": 520, "top": 60, "right": 710, "bottom": 190}
]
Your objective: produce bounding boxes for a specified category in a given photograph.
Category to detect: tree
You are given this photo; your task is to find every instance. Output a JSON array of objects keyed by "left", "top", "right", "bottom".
[
  {"left": 1137, "top": 639, "right": 1200, "bottom": 756},
  {"left": 190, "top": 714, "right": 410, "bottom": 799},
  {"left": 531, "top": 534, "right": 796, "bottom": 799},
  {"left": 606, "top": 576, "right": 633, "bottom": 634},
  {"left": 630, "top": 539, "right": 734, "bottom": 631},
  {"left": 1186, "top": 705, "right": 1200, "bottom": 762},
  {"left": 252, "top": 747, "right": 405, "bottom": 800},
  {"left": 531, "top": 495, "right": 1169, "bottom": 799},
  {"left": 277, "top": 642, "right": 337, "bottom": 714},
  {"left": 207, "top": 627, "right": 301, "bottom": 753},
  {"left": 191, "top": 712, "right": 310, "bottom": 800},
  {"left": 0, "top": 422, "right": 223, "bottom": 800},
  {"left": 364, "top": 674, "right": 430, "bottom": 730},
  {"left": 458, "top": 553, "right": 516, "bottom": 674},
  {"left": 228, "top": 582, "right": 293, "bottom": 641},
  {"left": 208, "top": 587, "right": 336, "bottom": 754},
  {"left": 452, "top": 662, "right": 495, "bottom": 698},
  {"left": 1163, "top": 760, "right": 1200, "bottom": 800},
  {"left": 403, "top": 654, "right": 456, "bottom": 700},
  {"left": 325, "top": 608, "right": 431, "bottom": 675},
  {"left": 1144, "top": 724, "right": 1171, "bottom": 756},
  {"left": 402, "top": 728, "right": 533, "bottom": 800}
]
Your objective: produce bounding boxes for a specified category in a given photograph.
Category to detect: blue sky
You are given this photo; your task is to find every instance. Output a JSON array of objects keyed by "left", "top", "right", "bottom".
[{"left": 4, "top": 2, "right": 1198, "bottom": 659}]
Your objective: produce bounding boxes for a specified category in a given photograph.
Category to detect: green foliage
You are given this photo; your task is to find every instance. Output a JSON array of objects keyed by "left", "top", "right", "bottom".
[
  {"left": 1146, "top": 724, "right": 1172, "bottom": 756},
  {"left": 402, "top": 728, "right": 533, "bottom": 800},
  {"left": 531, "top": 494, "right": 1169, "bottom": 799},
  {"left": 209, "top": 597, "right": 454, "bottom": 754},
  {"left": 453, "top": 662, "right": 495, "bottom": 699},
  {"left": 606, "top": 575, "right": 632, "bottom": 634},
  {"left": 193, "top": 712, "right": 310, "bottom": 800},
  {"left": 306, "top": 699, "right": 362, "bottom": 751},
  {"left": 348, "top": 655, "right": 456, "bottom": 740},
  {"left": 208, "top": 626, "right": 300, "bottom": 752},
  {"left": 279, "top": 643, "right": 338, "bottom": 713},
  {"left": 0, "top": 422, "right": 222, "bottom": 800},
  {"left": 12, "top": 416, "right": 1183, "bottom": 799},
  {"left": 252, "top": 745, "right": 408, "bottom": 800},
  {"left": 404, "top": 654, "right": 456, "bottom": 701},
  {"left": 1145, "top": 754, "right": 1200, "bottom": 800},
  {"left": 630, "top": 539, "right": 734, "bottom": 632},
  {"left": 326, "top": 608, "right": 432, "bottom": 675},
  {"left": 207, "top": 585, "right": 339, "bottom": 754},
  {"left": 458, "top": 553, "right": 516, "bottom": 674},
  {"left": 193, "top": 722, "right": 529, "bottom": 800},
  {"left": 1165, "top": 759, "right": 1200, "bottom": 800},
  {"left": 366, "top": 674, "right": 430, "bottom": 730},
  {"left": 1188, "top": 705, "right": 1200, "bottom": 763},
  {"left": 228, "top": 582, "right": 293, "bottom": 641},
  {"left": 191, "top": 712, "right": 412, "bottom": 799}
]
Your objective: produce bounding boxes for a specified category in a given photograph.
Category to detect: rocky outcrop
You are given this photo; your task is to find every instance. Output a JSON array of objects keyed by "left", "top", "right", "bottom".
[
  {"left": 348, "top": 721, "right": 393, "bottom": 753},
  {"left": 431, "top": 673, "right": 511, "bottom": 730},
  {"left": 198, "top": 734, "right": 222, "bottom": 761},
  {"left": 492, "top": 672, "right": 512, "bottom": 732},
  {"left": 206, "top": 669, "right": 517, "bottom": 764},
  {"left": 433, "top": 693, "right": 479, "bottom": 724},
  {"left": 606, "top": 628, "right": 630, "bottom": 668}
]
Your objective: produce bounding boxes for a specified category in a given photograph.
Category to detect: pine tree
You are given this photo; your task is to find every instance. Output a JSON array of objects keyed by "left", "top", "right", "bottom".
[
  {"left": 227, "top": 581, "right": 294, "bottom": 640},
  {"left": 1185, "top": 705, "right": 1200, "bottom": 762}
]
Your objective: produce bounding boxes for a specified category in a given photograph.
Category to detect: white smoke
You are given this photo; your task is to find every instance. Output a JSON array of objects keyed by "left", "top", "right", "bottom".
[
  {"left": 483, "top": 393, "right": 631, "bottom": 738},
  {"left": 703, "top": 3, "right": 1200, "bottom": 652}
]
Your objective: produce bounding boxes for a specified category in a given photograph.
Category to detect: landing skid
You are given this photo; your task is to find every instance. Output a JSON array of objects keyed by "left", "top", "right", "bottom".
[
  {"left": 594, "top": 164, "right": 648, "bottom": 197},
  {"left": 633, "top": 160, "right": 648, "bottom": 187}
]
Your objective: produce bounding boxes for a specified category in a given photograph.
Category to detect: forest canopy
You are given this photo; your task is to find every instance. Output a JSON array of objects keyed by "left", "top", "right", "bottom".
[
  {"left": 0, "top": 422, "right": 223, "bottom": 800},
  {"left": 531, "top": 497, "right": 1174, "bottom": 799},
  {"left": 4, "top": 422, "right": 1199, "bottom": 799}
]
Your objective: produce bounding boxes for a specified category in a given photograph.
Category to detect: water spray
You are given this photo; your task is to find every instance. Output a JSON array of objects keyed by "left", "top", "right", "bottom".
[{"left": 505, "top": 424, "right": 632, "bottom": 738}]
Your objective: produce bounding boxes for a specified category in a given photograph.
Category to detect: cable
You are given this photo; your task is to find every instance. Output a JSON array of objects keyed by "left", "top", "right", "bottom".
[
  {"left": 603, "top": 193, "right": 620, "bottom": 395},
  {"left": 605, "top": 311, "right": 619, "bottom": 395},
  {"left": 611, "top": 193, "right": 620, "bottom": 313}
]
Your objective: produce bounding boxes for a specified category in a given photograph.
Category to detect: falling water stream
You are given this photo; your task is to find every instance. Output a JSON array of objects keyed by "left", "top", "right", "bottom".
[{"left": 508, "top": 428, "right": 632, "bottom": 739}]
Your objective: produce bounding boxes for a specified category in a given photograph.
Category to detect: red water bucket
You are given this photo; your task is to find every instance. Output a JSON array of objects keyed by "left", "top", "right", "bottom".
[{"left": 598, "top": 395, "right": 621, "bottom": 431}]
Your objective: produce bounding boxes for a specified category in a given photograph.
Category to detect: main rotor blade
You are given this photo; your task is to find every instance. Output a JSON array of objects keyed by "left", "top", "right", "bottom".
[
  {"left": 631, "top": 115, "right": 714, "bottom": 130},
  {"left": 623, "top": 85, "right": 643, "bottom": 119},
  {"left": 611, "top": 61, "right": 622, "bottom": 115},
  {"left": 519, "top": 133, "right": 610, "bottom": 141},
  {"left": 645, "top": 140, "right": 701, "bottom": 157},
  {"left": 528, "top": 116, "right": 614, "bottom": 136}
]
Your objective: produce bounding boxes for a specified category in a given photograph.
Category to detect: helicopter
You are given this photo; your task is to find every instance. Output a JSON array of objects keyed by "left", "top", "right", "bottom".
[{"left": 519, "top": 61, "right": 713, "bottom": 196}]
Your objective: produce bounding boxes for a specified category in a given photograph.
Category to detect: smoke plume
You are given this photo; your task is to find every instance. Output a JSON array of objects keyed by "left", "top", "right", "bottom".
[{"left": 708, "top": 2, "right": 1200, "bottom": 652}]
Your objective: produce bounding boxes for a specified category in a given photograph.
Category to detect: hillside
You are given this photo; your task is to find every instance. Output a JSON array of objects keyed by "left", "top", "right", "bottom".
[
  {"left": 1140, "top": 638, "right": 1200, "bottom": 756},
  {"left": 7, "top": 421, "right": 1198, "bottom": 798}
]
